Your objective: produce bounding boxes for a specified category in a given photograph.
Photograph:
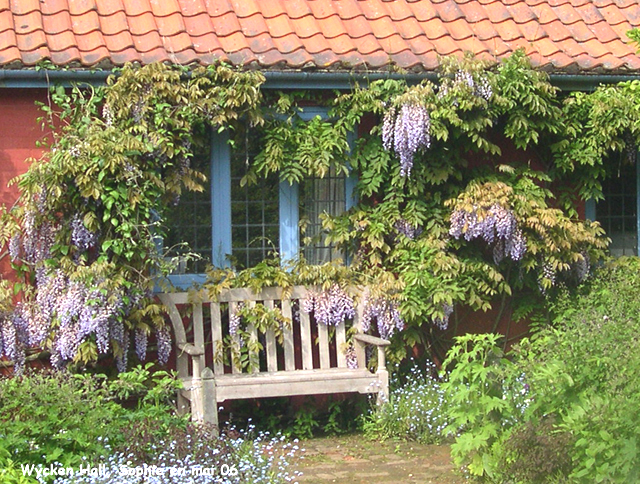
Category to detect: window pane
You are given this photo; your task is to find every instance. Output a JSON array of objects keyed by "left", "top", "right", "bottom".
[
  {"left": 163, "top": 128, "right": 212, "bottom": 273},
  {"left": 230, "top": 124, "right": 279, "bottom": 269},
  {"left": 300, "top": 166, "right": 347, "bottom": 264},
  {"left": 596, "top": 156, "right": 638, "bottom": 256}
]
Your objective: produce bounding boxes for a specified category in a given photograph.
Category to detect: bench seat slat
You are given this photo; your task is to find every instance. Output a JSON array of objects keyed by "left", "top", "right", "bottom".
[
  {"left": 336, "top": 322, "right": 347, "bottom": 368},
  {"left": 210, "top": 302, "right": 224, "bottom": 375},
  {"left": 281, "top": 299, "right": 295, "bottom": 371},
  {"left": 263, "top": 300, "right": 278, "bottom": 372},
  {"left": 318, "top": 323, "right": 330, "bottom": 369},
  {"left": 299, "top": 304, "right": 313, "bottom": 370}
]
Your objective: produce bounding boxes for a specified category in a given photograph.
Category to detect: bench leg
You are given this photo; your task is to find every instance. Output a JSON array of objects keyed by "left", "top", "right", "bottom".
[
  {"left": 376, "top": 368, "right": 389, "bottom": 406},
  {"left": 202, "top": 367, "right": 219, "bottom": 435}
]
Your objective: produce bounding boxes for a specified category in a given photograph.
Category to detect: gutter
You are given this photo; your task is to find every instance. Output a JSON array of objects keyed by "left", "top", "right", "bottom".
[{"left": 1, "top": 68, "right": 639, "bottom": 91}]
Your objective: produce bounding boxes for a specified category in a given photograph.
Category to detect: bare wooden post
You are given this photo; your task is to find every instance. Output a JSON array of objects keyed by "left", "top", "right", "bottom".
[{"left": 202, "top": 367, "right": 219, "bottom": 434}]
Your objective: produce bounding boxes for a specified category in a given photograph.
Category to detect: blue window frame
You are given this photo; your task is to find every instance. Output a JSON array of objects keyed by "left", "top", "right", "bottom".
[{"left": 165, "top": 109, "right": 357, "bottom": 289}]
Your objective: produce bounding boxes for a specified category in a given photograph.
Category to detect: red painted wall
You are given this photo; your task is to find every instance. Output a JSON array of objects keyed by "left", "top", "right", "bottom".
[{"left": 0, "top": 88, "right": 49, "bottom": 278}]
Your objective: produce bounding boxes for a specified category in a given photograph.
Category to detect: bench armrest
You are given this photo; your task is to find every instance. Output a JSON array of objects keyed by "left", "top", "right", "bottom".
[
  {"left": 178, "top": 342, "right": 205, "bottom": 357},
  {"left": 353, "top": 333, "right": 391, "bottom": 347},
  {"left": 353, "top": 333, "right": 390, "bottom": 371}
]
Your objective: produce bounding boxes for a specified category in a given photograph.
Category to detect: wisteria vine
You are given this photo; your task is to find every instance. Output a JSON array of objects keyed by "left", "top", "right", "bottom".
[{"left": 449, "top": 204, "right": 527, "bottom": 263}]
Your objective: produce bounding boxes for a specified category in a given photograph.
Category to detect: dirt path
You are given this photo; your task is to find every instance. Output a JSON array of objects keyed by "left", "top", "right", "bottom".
[{"left": 290, "top": 434, "right": 466, "bottom": 484}]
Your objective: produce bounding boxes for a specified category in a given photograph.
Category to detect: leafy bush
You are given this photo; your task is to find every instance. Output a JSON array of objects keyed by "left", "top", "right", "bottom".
[
  {"left": 495, "top": 417, "right": 573, "bottom": 484},
  {"left": 0, "top": 370, "right": 122, "bottom": 468},
  {"left": 364, "top": 361, "right": 449, "bottom": 444},
  {"left": 441, "top": 258, "right": 640, "bottom": 482},
  {"left": 0, "top": 367, "right": 302, "bottom": 484}
]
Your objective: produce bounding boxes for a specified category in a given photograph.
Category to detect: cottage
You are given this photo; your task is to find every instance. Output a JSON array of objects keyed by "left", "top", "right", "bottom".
[{"left": 0, "top": 1, "right": 639, "bottom": 406}]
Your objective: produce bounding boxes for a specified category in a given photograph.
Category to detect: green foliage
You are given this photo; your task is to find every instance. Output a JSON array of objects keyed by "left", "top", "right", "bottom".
[
  {"left": 437, "top": 258, "right": 640, "bottom": 482},
  {"left": 0, "top": 370, "right": 120, "bottom": 468},
  {"left": 440, "top": 333, "right": 515, "bottom": 478}
]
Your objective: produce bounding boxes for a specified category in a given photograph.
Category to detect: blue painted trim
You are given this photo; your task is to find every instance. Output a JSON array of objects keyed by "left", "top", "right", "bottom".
[
  {"left": 211, "top": 129, "right": 232, "bottom": 267},
  {"left": 279, "top": 180, "right": 299, "bottom": 263},
  {"left": 163, "top": 274, "right": 208, "bottom": 291}
]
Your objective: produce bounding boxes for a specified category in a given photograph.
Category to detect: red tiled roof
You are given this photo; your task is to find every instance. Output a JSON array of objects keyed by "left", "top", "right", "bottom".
[{"left": 1, "top": 0, "right": 639, "bottom": 73}]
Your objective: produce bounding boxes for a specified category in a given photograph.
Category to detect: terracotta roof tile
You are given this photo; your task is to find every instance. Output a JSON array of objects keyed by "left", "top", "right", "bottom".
[
  {"left": 382, "top": 0, "right": 413, "bottom": 21},
  {"left": 290, "top": 14, "right": 323, "bottom": 38},
  {"left": 447, "top": 17, "right": 477, "bottom": 39},
  {"left": 264, "top": 14, "right": 296, "bottom": 38},
  {"left": 11, "top": 0, "right": 40, "bottom": 16},
  {"left": 256, "top": 1, "right": 286, "bottom": 19},
  {"left": 95, "top": 0, "right": 124, "bottom": 16},
  {"left": 281, "top": 0, "right": 313, "bottom": 20},
  {"left": 122, "top": 0, "right": 151, "bottom": 17},
  {"left": 408, "top": 0, "right": 438, "bottom": 22},
  {"left": 326, "top": 33, "right": 357, "bottom": 55},
  {"left": 103, "top": 32, "right": 134, "bottom": 52},
  {"left": 317, "top": 13, "right": 349, "bottom": 38},
  {"left": 178, "top": 0, "right": 207, "bottom": 17},
  {"left": 238, "top": 12, "right": 269, "bottom": 37},
  {"left": 472, "top": 18, "right": 501, "bottom": 41},
  {"left": 210, "top": 11, "right": 242, "bottom": 37},
  {"left": 0, "top": 0, "right": 638, "bottom": 74},
  {"left": 72, "top": 11, "right": 102, "bottom": 35},
  {"left": 14, "top": 11, "right": 43, "bottom": 34},
  {"left": 155, "top": 12, "right": 186, "bottom": 37},
  {"left": 459, "top": 1, "right": 490, "bottom": 23},
  {"left": 191, "top": 32, "right": 223, "bottom": 53},
  {"left": 344, "top": 13, "right": 375, "bottom": 38},
  {"left": 0, "top": 10, "right": 13, "bottom": 33},
  {"left": 517, "top": 19, "right": 548, "bottom": 42},
  {"left": 368, "top": 16, "right": 398, "bottom": 39},
  {"left": 182, "top": 12, "right": 213, "bottom": 37},
  {"left": 396, "top": 17, "right": 427, "bottom": 40},
  {"left": 40, "top": 0, "right": 69, "bottom": 16},
  {"left": 308, "top": 0, "right": 339, "bottom": 20},
  {"left": 230, "top": 0, "right": 260, "bottom": 19},
  {"left": 69, "top": 0, "right": 99, "bottom": 16},
  {"left": 99, "top": 11, "right": 129, "bottom": 35},
  {"left": 204, "top": 0, "right": 233, "bottom": 18},
  {"left": 50, "top": 47, "right": 81, "bottom": 64},
  {"left": 299, "top": 32, "right": 333, "bottom": 54},
  {"left": 47, "top": 30, "right": 76, "bottom": 52}
]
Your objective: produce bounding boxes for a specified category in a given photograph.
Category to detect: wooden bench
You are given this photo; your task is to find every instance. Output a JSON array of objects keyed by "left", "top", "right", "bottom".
[{"left": 158, "top": 286, "right": 390, "bottom": 429}]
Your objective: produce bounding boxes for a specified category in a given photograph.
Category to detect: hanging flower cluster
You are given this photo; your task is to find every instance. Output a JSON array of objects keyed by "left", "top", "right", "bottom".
[
  {"left": 433, "top": 303, "right": 454, "bottom": 331},
  {"left": 4, "top": 201, "right": 164, "bottom": 372},
  {"left": 394, "top": 218, "right": 423, "bottom": 240},
  {"left": 361, "top": 296, "right": 405, "bottom": 340},
  {"left": 302, "top": 284, "right": 355, "bottom": 327},
  {"left": 449, "top": 204, "right": 527, "bottom": 263},
  {"left": 439, "top": 69, "right": 493, "bottom": 102},
  {"left": 382, "top": 103, "right": 431, "bottom": 177}
]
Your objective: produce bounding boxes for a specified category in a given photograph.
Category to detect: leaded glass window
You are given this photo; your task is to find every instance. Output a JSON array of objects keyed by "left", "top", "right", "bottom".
[
  {"left": 300, "top": 167, "right": 347, "bottom": 264},
  {"left": 596, "top": 155, "right": 638, "bottom": 256},
  {"left": 230, "top": 125, "right": 279, "bottom": 269}
]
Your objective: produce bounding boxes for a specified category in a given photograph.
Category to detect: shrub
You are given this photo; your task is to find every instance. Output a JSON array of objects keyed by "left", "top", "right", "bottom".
[
  {"left": 0, "top": 370, "right": 122, "bottom": 468},
  {"left": 496, "top": 417, "right": 573, "bottom": 483}
]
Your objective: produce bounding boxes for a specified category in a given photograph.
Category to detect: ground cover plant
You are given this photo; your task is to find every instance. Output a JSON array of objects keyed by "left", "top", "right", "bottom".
[{"left": 0, "top": 365, "right": 302, "bottom": 484}]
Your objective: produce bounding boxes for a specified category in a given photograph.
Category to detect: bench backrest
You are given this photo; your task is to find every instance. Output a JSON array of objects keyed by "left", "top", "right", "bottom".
[{"left": 159, "top": 286, "right": 362, "bottom": 380}]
